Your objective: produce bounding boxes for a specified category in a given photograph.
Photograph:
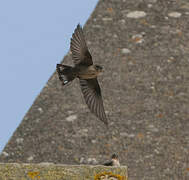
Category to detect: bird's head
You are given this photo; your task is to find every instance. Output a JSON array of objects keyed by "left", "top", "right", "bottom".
[
  {"left": 95, "top": 65, "right": 103, "bottom": 73},
  {"left": 111, "top": 153, "right": 118, "bottom": 160}
]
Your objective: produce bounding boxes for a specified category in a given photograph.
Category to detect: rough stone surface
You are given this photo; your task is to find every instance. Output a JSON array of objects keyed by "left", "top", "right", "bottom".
[
  {"left": 0, "top": 163, "right": 128, "bottom": 180},
  {"left": 1, "top": 0, "right": 189, "bottom": 179}
]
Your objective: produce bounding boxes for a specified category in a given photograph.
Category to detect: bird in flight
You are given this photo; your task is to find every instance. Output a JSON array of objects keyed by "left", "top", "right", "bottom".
[
  {"left": 56, "top": 24, "right": 108, "bottom": 125},
  {"left": 103, "top": 154, "right": 120, "bottom": 166}
]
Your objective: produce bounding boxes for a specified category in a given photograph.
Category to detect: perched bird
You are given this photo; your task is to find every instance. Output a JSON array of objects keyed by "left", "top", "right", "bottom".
[
  {"left": 56, "top": 24, "right": 108, "bottom": 125},
  {"left": 103, "top": 154, "right": 120, "bottom": 166}
]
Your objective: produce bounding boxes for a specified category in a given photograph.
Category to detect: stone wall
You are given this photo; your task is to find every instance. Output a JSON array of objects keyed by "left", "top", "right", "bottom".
[{"left": 0, "top": 163, "right": 128, "bottom": 180}]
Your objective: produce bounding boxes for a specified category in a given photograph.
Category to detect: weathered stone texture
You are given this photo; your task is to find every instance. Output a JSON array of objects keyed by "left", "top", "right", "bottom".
[
  {"left": 0, "top": 163, "right": 128, "bottom": 180},
  {"left": 1, "top": 0, "right": 189, "bottom": 179}
]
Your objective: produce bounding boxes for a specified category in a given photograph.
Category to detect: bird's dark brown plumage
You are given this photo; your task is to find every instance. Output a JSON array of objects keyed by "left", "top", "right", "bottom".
[
  {"left": 56, "top": 24, "right": 108, "bottom": 125},
  {"left": 79, "top": 78, "right": 107, "bottom": 125},
  {"left": 70, "top": 24, "right": 93, "bottom": 66}
]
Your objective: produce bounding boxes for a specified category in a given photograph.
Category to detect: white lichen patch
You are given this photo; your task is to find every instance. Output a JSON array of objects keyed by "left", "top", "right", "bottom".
[
  {"left": 66, "top": 114, "right": 77, "bottom": 122},
  {"left": 168, "top": 12, "right": 182, "bottom": 18},
  {"left": 39, "top": 162, "right": 54, "bottom": 165},
  {"left": 148, "top": 0, "right": 157, "bottom": 3},
  {"left": 77, "top": 128, "right": 88, "bottom": 136},
  {"left": 121, "top": 48, "right": 131, "bottom": 54},
  {"left": 148, "top": 124, "right": 159, "bottom": 132},
  {"left": 132, "top": 34, "right": 144, "bottom": 44},
  {"left": 67, "top": 110, "right": 73, "bottom": 114},
  {"left": 38, "top": 107, "right": 43, "bottom": 113},
  {"left": 113, "top": 34, "right": 118, "bottom": 38},
  {"left": 148, "top": 4, "right": 153, "bottom": 8},
  {"left": 16, "top": 138, "right": 24, "bottom": 144},
  {"left": 92, "top": 24, "right": 101, "bottom": 28},
  {"left": 120, "top": 132, "right": 135, "bottom": 138},
  {"left": 91, "top": 139, "right": 97, "bottom": 143},
  {"left": 79, "top": 157, "right": 85, "bottom": 163},
  {"left": 87, "top": 157, "right": 97, "bottom": 164},
  {"left": 27, "top": 155, "right": 34, "bottom": 161},
  {"left": 102, "top": 17, "right": 112, "bottom": 21},
  {"left": 119, "top": 19, "right": 126, "bottom": 24},
  {"left": 127, "top": 11, "right": 146, "bottom": 18},
  {"left": 1, "top": 151, "right": 9, "bottom": 157}
]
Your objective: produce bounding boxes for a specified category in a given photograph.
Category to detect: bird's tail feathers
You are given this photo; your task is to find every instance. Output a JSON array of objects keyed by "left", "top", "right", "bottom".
[{"left": 56, "top": 64, "right": 76, "bottom": 85}]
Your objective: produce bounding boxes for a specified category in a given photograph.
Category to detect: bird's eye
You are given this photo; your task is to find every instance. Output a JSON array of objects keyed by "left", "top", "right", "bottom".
[{"left": 96, "top": 65, "right": 102, "bottom": 70}]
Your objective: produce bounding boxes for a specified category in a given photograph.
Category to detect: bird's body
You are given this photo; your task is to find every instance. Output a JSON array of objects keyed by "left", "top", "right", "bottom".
[
  {"left": 56, "top": 24, "right": 108, "bottom": 125},
  {"left": 57, "top": 64, "right": 101, "bottom": 82},
  {"left": 103, "top": 159, "right": 120, "bottom": 166},
  {"left": 76, "top": 65, "right": 102, "bottom": 79},
  {"left": 103, "top": 154, "right": 120, "bottom": 166}
]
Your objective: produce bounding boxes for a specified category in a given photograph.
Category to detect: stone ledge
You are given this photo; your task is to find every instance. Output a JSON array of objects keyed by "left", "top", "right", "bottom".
[{"left": 0, "top": 163, "right": 128, "bottom": 180}]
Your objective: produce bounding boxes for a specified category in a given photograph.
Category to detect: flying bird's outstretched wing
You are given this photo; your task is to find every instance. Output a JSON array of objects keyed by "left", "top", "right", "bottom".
[
  {"left": 70, "top": 24, "right": 93, "bottom": 66},
  {"left": 79, "top": 78, "right": 108, "bottom": 125}
]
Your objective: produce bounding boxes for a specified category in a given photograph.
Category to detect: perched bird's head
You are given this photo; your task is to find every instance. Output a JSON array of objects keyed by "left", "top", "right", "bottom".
[
  {"left": 111, "top": 153, "right": 118, "bottom": 160},
  {"left": 95, "top": 65, "right": 103, "bottom": 73}
]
